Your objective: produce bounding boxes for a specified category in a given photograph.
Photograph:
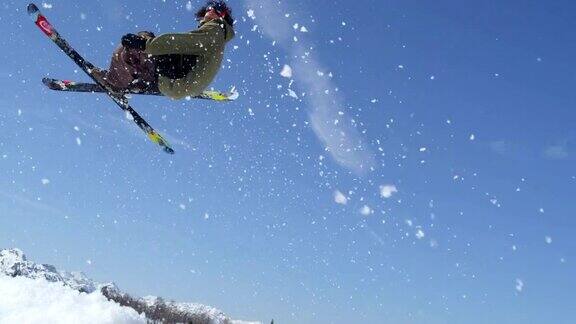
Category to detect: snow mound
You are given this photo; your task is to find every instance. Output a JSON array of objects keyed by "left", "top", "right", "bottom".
[
  {"left": 0, "top": 248, "right": 261, "bottom": 324},
  {"left": 0, "top": 274, "right": 145, "bottom": 324}
]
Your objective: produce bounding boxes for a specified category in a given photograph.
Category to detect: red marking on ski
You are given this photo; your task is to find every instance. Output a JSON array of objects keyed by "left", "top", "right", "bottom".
[{"left": 35, "top": 15, "right": 54, "bottom": 37}]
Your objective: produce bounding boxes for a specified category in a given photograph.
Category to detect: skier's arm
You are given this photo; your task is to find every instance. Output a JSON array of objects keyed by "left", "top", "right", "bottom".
[{"left": 145, "top": 24, "right": 224, "bottom": 56}]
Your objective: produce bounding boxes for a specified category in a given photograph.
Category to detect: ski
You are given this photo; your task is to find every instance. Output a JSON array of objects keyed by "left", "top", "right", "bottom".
[
  {"left": 42, "top": 78, "right": 239, "bottom": 102},
  {"left": 27, "top": 3, "right": 174, "bottom": 154}
]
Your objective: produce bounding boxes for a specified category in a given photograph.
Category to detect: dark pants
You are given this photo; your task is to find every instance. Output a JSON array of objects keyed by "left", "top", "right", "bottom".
[{"left": 104, "top": 43, "right": 157, "bottom": 92}]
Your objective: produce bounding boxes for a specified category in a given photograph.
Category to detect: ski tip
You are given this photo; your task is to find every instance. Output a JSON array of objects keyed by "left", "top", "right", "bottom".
[
  {"left": 42, "top": 77, "right": 66, "bottom": 91},
  {"left": 148, "top": 131, "right": 175, "bottom": 154},
  {"left": 27, "top": 3, "right": 39, "bottom": 15}
]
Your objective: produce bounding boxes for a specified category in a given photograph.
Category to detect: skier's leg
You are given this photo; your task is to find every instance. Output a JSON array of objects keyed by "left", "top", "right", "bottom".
[
  {"left": 94, "top": 32, "right": 157, "bottom": 93},
  {"left": 126, "top": 49, "right": 158, "bottom": 92},
  {"left": 127, "top": 31, "right": 158, "bottom": 92},
  {"left": 98, "top": 45, "right": 138, "bottom": 91}
]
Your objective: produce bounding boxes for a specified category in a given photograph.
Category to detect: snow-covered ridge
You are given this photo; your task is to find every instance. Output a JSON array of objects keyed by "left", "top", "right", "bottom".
[
  {"left": 0, "top": 248, "right": 98, "bottom": 293},
  {"left": 0, "top": 248, "right": 260, "bottom": 324}
]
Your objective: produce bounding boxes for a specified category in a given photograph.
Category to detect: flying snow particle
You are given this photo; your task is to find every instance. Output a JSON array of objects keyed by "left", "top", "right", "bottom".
[
  {"left": 415, "top": 229, "right": 425, "bottom": 239},
  {"left": 287, "top": 89, "right": 299, "bottom": 99},
  {"left": 334, "top": 190, "right": 348, "bottom": 205},
  {"left": 300, "top": 26, "right": 308, "bottom": 32},
  {"left": 185, "top": 1, "right": 193, "bottom": 11},
  {"left": 280, "top": 65, "right": 293, "bottom": 78},
  {"left": 470, "top": 134, "right": 476, "bottom": 141},
  {"left": 515, "top": 279, "right": 524, "bottom": 292},
  {"left": 80, "top": 13, "right": 86, "bottom": 20},
  {"left": 42, "top": 3, "right": 53, "bottom": 9},
  {"left": 419, "top": 147, "right": 427, "bottom": 152},
  {"left": 41, "top": 179, "right": 50, "bottom": 185},
  {"left": 247, "top": 9, "right": 256, "bottom": 20},
  {"left": 360, "top": 205, "right": 373, "bottom": 216},
  {"left": 380, "top": 185, "right": 398, "bottom": 198},
  {"left": 76, "top": 138, "right": 82, "bottom": 146},
  {"left": 179, "top": 204, "right": 186, "bottom": 210},
  {"left": 545, "top": 236, "right": 552, "bottom": 244}
]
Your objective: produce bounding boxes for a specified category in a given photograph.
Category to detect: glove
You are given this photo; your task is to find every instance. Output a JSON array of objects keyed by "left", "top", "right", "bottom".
[
  {"left": 121, "top": 33, "right": 147, "bottom": 50},
  {"left": 137, "top": 31, "right": 155, "bottom": 40}
]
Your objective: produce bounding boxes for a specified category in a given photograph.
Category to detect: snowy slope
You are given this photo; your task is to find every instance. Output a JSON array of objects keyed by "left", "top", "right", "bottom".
[
  {"left": 0, "top": 248, "right": 261, "bottom": 324},
  {"left": 0, "top": 275, "right": 145, "bottom": 324}
]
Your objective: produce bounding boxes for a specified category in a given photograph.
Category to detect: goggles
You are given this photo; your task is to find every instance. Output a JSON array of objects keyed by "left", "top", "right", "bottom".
[{"left": 206, "top": 6, "right": 228, "bottom": 18}]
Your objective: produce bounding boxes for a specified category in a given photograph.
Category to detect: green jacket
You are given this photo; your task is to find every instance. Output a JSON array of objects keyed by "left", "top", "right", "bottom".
[{"left": 144, "top": 18, "right": 235, "bottom": 99}]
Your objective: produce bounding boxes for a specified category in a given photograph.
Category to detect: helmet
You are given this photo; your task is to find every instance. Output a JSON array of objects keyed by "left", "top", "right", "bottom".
[
  {"left": 206, "top": 0, "right": 230, "bottom": 16},
  {"left": 196, "top": 1, "right": 234, "bottom": 25}
]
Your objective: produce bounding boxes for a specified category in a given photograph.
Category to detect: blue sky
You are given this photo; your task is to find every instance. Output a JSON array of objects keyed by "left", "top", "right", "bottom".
[{"left": 1, "top": 0, "right": 575, "bottom": 323}]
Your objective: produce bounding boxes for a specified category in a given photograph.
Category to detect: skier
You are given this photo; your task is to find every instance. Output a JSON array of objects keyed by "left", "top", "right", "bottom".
[{"left": 93, "top": 0, "right": 235, "bottom": 99}]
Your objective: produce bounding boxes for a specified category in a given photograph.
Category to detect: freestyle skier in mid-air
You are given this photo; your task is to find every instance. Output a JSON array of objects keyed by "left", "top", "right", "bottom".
[
  {"left": 28, "top": 1, "right": 236, "bottom": 153},
  {"left": 93, "top": 0, "right": 235, "bottom": 99}
]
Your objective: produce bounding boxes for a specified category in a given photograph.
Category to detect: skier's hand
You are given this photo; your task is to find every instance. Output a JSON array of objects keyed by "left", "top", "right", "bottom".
[
  {"left": 137, "top": 31, "right": 156, "bottom": 41},
  {"left": 121, "top": 33, "right": 147, "bottom": 51}
]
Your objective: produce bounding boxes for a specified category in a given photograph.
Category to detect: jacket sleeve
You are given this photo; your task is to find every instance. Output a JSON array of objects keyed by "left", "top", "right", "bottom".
[{"left": 144, "top": 23, "right": 224, "bottom": 56}]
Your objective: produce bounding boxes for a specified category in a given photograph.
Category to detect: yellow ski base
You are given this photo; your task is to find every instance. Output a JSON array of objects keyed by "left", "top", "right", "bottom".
[
  {"left": 202, "top": 90, "right": 237, "bottom": 101},
  {"left": 148, "top": 131, "right": 174, "bottom": 154}
]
